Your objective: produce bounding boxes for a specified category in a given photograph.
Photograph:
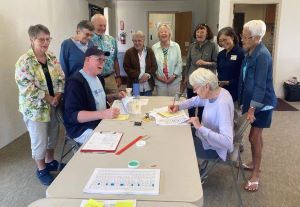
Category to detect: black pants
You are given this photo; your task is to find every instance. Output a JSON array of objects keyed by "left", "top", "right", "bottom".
[{"left": 187, "top": 88, "right": 204, "bottom": 121}]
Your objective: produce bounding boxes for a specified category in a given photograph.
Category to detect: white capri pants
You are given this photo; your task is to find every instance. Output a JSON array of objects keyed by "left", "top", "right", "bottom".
[
  {"left": 156, "top": 82, "right": 180, "bottom": 97},
  {"left": 23, "top": 107, "right": 59, "bottom": 160}
]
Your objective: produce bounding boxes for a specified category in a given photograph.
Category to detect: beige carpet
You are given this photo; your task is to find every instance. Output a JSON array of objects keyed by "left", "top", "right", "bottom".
[{"left": 1, "top": 102, "right": 300, "bottom": 207}]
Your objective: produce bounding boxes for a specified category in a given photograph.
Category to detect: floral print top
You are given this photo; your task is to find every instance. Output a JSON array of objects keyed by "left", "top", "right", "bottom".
[
  {"left": 15, "top": 48, "right": 65, "bottom": 122},
  {"left": 91, "top": 34, "right": 118, "bottom": 76}
]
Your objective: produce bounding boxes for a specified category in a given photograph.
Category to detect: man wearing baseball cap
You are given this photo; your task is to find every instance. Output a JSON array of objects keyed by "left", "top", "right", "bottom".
[{"left": 64, "top": 46, "right": 126, "bottom": 144}]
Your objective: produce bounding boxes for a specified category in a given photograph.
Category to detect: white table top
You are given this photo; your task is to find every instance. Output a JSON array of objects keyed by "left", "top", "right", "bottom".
[
  {"left": 46, "top": 97, "right": 202, "bottom": 206},
  {"left": 28, "top": 198, "right": 199, "bottom": 207}
]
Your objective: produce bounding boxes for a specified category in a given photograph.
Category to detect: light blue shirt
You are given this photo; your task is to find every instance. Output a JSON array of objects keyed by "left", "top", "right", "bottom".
[
  {"left": 71, "top": 39, "right": 89, "bottom": 53},
  {"left": 152, "top": 41, "right": 182, "bottom": 86},
  {"left": 79, "top": 69, "right": 106, "bottom": 111}
]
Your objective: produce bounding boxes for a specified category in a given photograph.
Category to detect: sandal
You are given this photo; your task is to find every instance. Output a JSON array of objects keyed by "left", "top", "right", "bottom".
[{"left": 244, "top": 179, "right": 259, "bottom": 192}]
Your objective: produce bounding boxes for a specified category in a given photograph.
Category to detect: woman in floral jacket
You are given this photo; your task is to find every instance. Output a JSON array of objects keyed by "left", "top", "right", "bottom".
[{"left": 15, "top": 24, "right": 64, "bottom": 186}]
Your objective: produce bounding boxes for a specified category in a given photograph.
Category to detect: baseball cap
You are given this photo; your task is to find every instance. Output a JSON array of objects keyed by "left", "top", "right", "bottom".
[{"left": 84, "top": 46, "right": 110, "bottom": 58}]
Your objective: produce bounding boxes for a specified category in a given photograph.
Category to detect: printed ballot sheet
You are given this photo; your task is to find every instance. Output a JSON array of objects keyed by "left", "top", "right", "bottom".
[
  {"left": 83, "top": 168, "right": 160, "bottom": 195},
  {"left": 150, "top": 106, "right": 189, "bottom": 126},
  {"left": 80, "top": 132, "right": 123, "bottom": 153},
  {"left": 80, "top": 199, "right": 136, "bottom": 207}
]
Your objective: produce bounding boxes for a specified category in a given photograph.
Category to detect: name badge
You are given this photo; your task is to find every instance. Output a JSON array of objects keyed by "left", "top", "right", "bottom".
[{"left": 230, "top": 55, "right": 237, "bottom": 60}]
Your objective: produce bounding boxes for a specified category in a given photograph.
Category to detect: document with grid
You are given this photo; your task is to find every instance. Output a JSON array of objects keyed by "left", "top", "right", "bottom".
[
  {"left": 80, "top": 132, "right": 123, "bottom": 153},
  {"left": 83, "top": 168, "right": 160, "bottom": 195}
]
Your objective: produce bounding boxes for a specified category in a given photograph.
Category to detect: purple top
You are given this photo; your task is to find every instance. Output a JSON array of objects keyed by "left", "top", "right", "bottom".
[{"left": 179, "top": 88, "right": 234, "bottom": 161}]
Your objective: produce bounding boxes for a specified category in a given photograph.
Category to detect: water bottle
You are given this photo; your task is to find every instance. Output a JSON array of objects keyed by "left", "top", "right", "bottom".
[{"left": 132, "top": 78, "right": 140, "bottom": 97}]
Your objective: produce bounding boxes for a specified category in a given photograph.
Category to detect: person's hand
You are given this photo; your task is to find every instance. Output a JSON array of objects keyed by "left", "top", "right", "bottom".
[
  {"left": 156, "top": 75, "right": 167, "bottom": 83},
  {"left": 139, "top": 73, "right": 150, "bottom": 83},
  {"left": 247, "top": 107, "right": 256, "bottom": 123},
  {"left": 165, "top": 75, "right": 176, "bottom": 84},
  {"left": 51, "top": 98, "right": 59, "bottom": 107},
  {"left": 102, "top": 108, "right": 120, "bottom": 119},
  {"left": 187, "top": 117, "right": 202, "bottom": 129},
  {"left": 44, "top": 94, "right": 54, "bottom": 104},
  {"left": 51, "top": 92, "right": 62, "bottom": 107},
  {"left": 168, "top": 104, "right": 179, "bottom": 113},
  {"left": 118, "top": 91, "right": 127, "bottom": 99},
  {"left": 115, "top": 76, "right": 122, "bottom": 88},
  {"left": 196, "top": 59, "right": 209, "bottom": 66}
]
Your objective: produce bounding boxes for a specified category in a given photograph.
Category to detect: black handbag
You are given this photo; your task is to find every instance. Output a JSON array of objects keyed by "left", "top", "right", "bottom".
[{"left": 284, "top": 82, "right": 300, "bottom": 102}]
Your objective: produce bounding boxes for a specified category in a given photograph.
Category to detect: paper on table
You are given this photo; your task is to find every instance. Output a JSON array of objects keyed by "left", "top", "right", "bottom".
[
  {"left": 158, "top": 110, "right": 186, "bottom": 118},
  {"left": 80, "top": 199, "right": 136, "bottom": 207},
  {"left": 150, "top": 106, "right": 189, "bottom": 126},
  {"left": 83, "top": 199, "right": 104, "bottom": 207},
  {"left": 80, "top": 132, "right": 123, "bottom": 152},
  {"left": 83, "top": 168, "right": 160, "bottom": 195},
  {"left": 113, "top": 114, "right": 130, "bottom": 121}
]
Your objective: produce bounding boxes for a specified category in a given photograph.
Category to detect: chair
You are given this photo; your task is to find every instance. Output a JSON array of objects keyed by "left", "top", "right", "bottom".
[
  {"left": 55, "top": 106, "right": 80, "bottom": 171},
  {"left": 199, "top": 113, "right": 250, "bottom": 207}
]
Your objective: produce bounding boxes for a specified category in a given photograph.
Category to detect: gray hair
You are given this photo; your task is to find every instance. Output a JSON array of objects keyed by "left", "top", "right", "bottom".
[
  {"left": 189, "top": 68, "right": 219, "bottom": 90},
  {"left": 243, "top": 20, "right": 266, "bottom": 41},
  {"left": 91, "top": 14, "right": 106, "bottom": 23},
  {"left": 132, "top": 30, "right": 145, "bottom": 40},
  {"left": 28, "top": 24, "right": 50, "bottom": 38},
  {"left": 157, "top": 23, "right": 172, "bottom": 39},
  {"left": 77, "top": 20, "right": 94, "bottom": 31}
]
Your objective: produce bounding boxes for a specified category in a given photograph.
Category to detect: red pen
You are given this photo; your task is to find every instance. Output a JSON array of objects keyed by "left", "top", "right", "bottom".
[{"left": 115, "top": 135, "right": 144, "bottom": 155}]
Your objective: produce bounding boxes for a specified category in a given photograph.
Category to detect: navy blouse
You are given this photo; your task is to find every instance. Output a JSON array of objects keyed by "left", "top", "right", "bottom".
[{"left": 217, "top": 46, "right": 244, "bottom": 101}]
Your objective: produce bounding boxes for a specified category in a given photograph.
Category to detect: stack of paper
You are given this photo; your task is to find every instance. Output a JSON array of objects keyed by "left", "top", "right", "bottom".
[
  {"left": 149, "top": 106, "right": 189, "bottom": 126},
  {"left": 83, "top": 168, "right": 160, "bottom": 195},
  {"left": 80, "top": 132, "right": 123, "bottom": 153}
]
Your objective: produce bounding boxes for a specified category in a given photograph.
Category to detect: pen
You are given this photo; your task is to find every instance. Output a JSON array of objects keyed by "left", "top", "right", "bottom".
[{"left": 106, "top": 101, "right": 112, "bottom": 108}]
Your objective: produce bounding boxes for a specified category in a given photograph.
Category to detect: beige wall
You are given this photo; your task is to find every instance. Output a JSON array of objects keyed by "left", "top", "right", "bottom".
[
  {"left": 234, "top": 4, "right": 266, "bottom": 22},
  {"left": 0, "top": 0, "right": 112, "bottom": 149},
  {"left": 116, "top": 0, "right": 207, "bottom": 51},
  {"left": 219, "top": 0, "right": 300, "bottom": 98},
  {"left": 206, "top": 0, "right": 220, "bottom": 36}
]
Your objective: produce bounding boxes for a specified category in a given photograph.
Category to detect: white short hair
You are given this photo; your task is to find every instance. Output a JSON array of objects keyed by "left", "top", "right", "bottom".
[
  {"left": 243, "top": 20, "right": 266, "bottom": 41},
  {"left": 132, "top": 30, "right": 145, "bottom": 40},
  {"left": 157, "top": 23, "right": 172, "bottom": 39},
  {"left": 189, "top": 68, "right": 219, "bottom": 90}
]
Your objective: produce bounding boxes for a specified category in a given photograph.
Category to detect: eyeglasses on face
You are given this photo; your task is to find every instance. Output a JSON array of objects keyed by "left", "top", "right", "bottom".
[
  {"left": 240, "top": 34, "right": 253, "bottom": 40},
  {"left": 35, "top": 37, "right": 52, "bottom": 43},
  {"left": 91, "top": 56, "right": 106, "bottom": 62}
]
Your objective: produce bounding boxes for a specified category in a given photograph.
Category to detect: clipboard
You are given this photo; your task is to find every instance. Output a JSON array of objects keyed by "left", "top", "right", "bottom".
[{"left": 80, "top": 131, "right": 123, "bottom": 153}]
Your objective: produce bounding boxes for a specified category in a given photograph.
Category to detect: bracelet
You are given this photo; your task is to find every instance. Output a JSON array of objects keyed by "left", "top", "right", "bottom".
[
  {"left": 115, "top": 75, "right": 121, "bottom": 79},
  {"left": 250, "top": 106, "right": 256, "bottom": 110}
]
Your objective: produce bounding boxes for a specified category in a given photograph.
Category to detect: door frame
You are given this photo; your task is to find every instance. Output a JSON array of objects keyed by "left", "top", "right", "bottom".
[
  {"left": 226, "top": 0, "right": 281, "bottom": 78},
  {"left": 147, "top": 11, "right": 177, "bottom": 46}
]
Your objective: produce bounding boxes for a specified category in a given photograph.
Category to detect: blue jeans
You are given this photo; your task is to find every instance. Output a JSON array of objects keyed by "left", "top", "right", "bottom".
[
  {"left": 192, "top": 127, "right": 219, "bottom": 160},
  {"left": 140, "top": 90, "right": 152, "bottom": 96}
]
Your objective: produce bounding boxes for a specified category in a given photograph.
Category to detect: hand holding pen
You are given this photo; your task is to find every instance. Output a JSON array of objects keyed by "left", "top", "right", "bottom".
[{"left": 168, "top": 102, "right": 179, "bottom": 113}]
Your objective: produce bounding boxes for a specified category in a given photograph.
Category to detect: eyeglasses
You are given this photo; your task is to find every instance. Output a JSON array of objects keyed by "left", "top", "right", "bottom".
[
  {"left": 240, "top": 34, "right": 253, "bottom": 40},
  {"left": 91, "top": 56, "right": 106, "bottom": 63},
  {"left": 79, "top": 30, "right": 93, "bottom": 37},
  {"left": 36, "top": 37, "right": 52, "bottom": 43}
]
